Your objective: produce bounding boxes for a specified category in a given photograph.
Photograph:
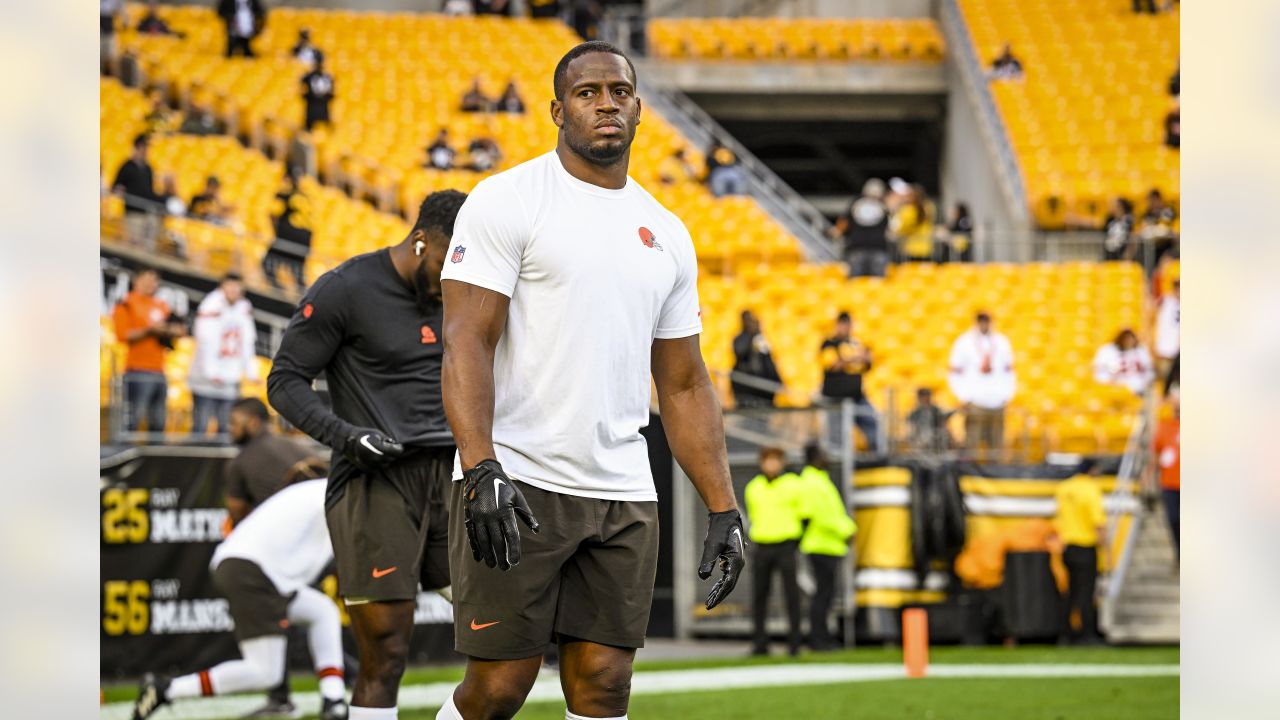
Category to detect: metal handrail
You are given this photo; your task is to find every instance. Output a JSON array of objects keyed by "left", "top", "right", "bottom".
[
  {"left": 1102, "top": 388, "right": 1156, "bottom": 618},
  {"left": 939, "top": 0, "right": 1030, "bottom": 227},
  {"left": 637, "top": 79, "right": 839, "bottom": 262}
]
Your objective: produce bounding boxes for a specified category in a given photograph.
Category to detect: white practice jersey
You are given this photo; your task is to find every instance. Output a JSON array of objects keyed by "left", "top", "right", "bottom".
[
  {"left": 211, "top": 479, "right": 332, "bottom": 594},
  {"left": 441, "top": 151, "right": 702, "bottom": 501}
]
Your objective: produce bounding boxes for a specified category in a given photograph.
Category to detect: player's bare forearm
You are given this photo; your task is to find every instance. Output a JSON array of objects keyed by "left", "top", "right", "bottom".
[
  {"left": 441, "top": 280, "right": 509, "bottom": 469},
  {"left": 652, "top": 336, "right": 737, "bottom": 513}
]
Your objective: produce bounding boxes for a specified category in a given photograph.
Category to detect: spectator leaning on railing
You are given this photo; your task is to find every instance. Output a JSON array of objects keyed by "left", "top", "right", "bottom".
[
  {"left": 112, "top": 266, "right": 188, "bottom": 434},
  {"left": 820, "top": 311, "right": 882, "bottom": 453},
  {"left": 112, "top": 134, "right": 172, "bottom": 251},
  {"left": 189, "top": 273, "right": 259, "bottom": 437},
  {"left": 264, "top": 173, "right": 312, "bottom": 293}
]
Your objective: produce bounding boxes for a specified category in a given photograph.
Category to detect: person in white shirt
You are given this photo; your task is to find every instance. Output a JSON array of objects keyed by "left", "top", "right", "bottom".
[
  {"left": 1092, "top": 328, "right": 1156, "bottom": 395},
  {"left": 1154, "top": 278, "right": 1179, "bottom": 383},
  {"left": 436, "top": 41, "right": 744, "bottom": 720},
  {"left": 132, "top": 478, "right": 349, "bottom": 720},
  {"left": 948, "top": 311, "right": 1016, "bottom": 461},
  {"left": 188, "top": 272, "right": 258, "bottom": 437}
]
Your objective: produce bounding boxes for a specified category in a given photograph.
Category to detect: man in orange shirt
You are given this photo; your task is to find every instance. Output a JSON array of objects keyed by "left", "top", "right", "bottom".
[
  {"left": 112, "top": 266, "right": 186, "bottom": 434},
  {"left": 1154, "top": 389, "right": 1180, "bottom": 560}
]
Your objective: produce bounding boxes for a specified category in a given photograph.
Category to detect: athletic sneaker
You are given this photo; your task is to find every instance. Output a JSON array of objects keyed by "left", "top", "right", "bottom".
[
  {"left": 131, "top": 674, "right": 170, "bottom": 720},
  {"left": 321, "top": 697, "right": 350, "bottom": 720},
  {"left": 241, "top": 698, "right": 302, "bottom": 718}
]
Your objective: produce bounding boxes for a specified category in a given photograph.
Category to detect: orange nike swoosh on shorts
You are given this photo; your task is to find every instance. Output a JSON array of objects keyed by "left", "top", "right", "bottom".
[
  {"left": 470, "top": 619, "right": 501, "bottom": 630},
  {"left": 371, "top": 566, "right": 398, "bottom": 578}
]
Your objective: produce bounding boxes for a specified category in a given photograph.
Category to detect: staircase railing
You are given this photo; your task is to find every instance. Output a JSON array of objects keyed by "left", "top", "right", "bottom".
[
  {"left": 1102, "top": 389, "right": 1157, "bottom": 627},
  {"left": 637, "top": 78, "right": 840, "bottom": 262},
  {"left": 938, "top": 0, "right": 1029, "bottom": 227}
]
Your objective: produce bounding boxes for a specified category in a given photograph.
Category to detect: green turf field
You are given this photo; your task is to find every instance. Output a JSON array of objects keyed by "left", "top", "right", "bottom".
[{"left": 102, "top": 645, "right": 1179, "bottom": 719}]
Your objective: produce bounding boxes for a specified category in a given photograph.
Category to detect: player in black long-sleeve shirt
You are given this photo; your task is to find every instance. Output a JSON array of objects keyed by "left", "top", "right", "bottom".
[{"left": 267, "top": 190, "right": 466, "bottom": 715}]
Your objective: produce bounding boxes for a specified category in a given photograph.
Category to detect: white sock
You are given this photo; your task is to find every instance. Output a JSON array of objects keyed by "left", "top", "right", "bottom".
[
  {"left": 435, "top": 692, "right": 464, "bottom": 720},
  {"left": 168, "top": 636, "right": 286, "bottom": 698},
  {"left": 287, "top": 586, "right": 346, "bottom": 700},
  {"left": 566, "top": 711, "right": 628, "bottom": 720},
  {"left": 350, "top": 706, "right": 398, "bottom": 719}
]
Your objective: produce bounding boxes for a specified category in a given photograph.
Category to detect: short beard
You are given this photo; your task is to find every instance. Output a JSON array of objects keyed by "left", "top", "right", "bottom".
[
  {"left": 565, "top": 130, "right": 630, "bottom": 166},
  {"left": 414, "top": 263, "right": 440, "bottom": 317}
]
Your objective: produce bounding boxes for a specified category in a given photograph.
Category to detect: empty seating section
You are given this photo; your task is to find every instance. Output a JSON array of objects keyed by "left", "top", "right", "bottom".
[
  {"left": 958, "top": 0, "right": 1179, "bottom": 228},
  {"left": 112, "top": 4, "right": 806, "bottom": 273},
  {"left": 648, "top": 18, "right": 944, "bottom": 61},
  {"left": 698, "top": 261, "right": 1148, "bottom": 456}
]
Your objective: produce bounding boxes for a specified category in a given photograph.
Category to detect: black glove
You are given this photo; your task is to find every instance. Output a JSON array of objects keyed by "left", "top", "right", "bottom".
[
  {"left": 462, "top": 459, "right": 539, "bottom": 571},
  {"left": 698, "top": 509, "right": 746, "bottom": 610},
  {"left": 341, "top": 427, "right": 404, "bottom": 473}
]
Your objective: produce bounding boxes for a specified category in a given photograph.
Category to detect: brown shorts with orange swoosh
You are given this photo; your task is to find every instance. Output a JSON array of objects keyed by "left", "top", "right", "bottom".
[
  {"left": 325, "top": 447, "right": 453, "bottom": 602},
  {"left": 449, "top": 479, "right": 659, "bottom": 660}
]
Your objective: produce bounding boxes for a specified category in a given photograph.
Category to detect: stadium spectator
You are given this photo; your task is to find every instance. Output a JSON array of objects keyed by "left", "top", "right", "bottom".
[
  {"left": 137, "top": 0, "right": 177, "bottom": 36},
  {"left": 112, "top": 134, "right": 169, "bottom": 250},
  {"left": 732, "top": 310, "right": 782, "bottom": 408},
  {"left": 1133, "top": 0, "right": 1157, "bottom": 13},
  {"left": 225, "top": 397, "right": 321, "bottom": 526},
  {"left": 889, "top": 183, "right": 936, "bottom": 262},
  {"left": 1138, "top": 189, "right": 1178, "bottom": 266},
  {"left": 1092, "top": 328, "right": 1155, "bottom": 395},
  {"left": 570, "top": 0, "right": 604, "bottom": 40},
  {"left": 472, "top": 0, "right": 511, "bottom": 15},
  {"left": 796, "top": 443, "right": 856, "bottom": 651},
  {"left": 906, "top": 387, "right": 954, "bottom": 452},
  {"left": 178, "top": 100, "right": 226, "bottom": 136},
  {"left": 443, "top": 0, "right": 473, "bottom": 16},
  {"left": 188, "top": 176, "right": 235, "bottom": 226},
  {"left": 216, "top": 0, "right": 266, "bottom": 58},
  {"left": 189, "top": 273, "right": 258, "bottom": 436},
  {"left": 1155, "top": 279, "right": 1180, "bottom": 382},
  {"left": 657, "top": 147, "right": 699, "bottom": 186},
  {"left": 989, "top": 44, "right": 1024, "bottom": 80},
  {"left": 101, "top": 0, "right": 122, "bottom": 75},
  {"left": 113, "top": 266, "right": 187, "bottom": 434},
  {"left": 264, "top": 173, "right": 311, "bottom": 292},
  {"left": 461, "top": 78, "right": 495, "bottom": 113},
  {"left": 529, "top": 0, "right": 562, "bottom": 19},
  {"left": 1169, "top": 61, "right": 1180, "bottom": 96},
  {"left": 497, "top": 81, "right": 526, "bottom": 113},
  {"left": 466, "top": 136, "right": 503, "bottom": 172},
  {"left": 292, "top": 27, "right": 320, "bottom": 68},
  {"left": 1164, "top": 100, "right": 1180, "bottom": 149},
  {"left": 948, "top": 311, "right": 1016, "bottom": 461},
  {"left": 1154, "top": 389, "right": 1180, "bottom": 559},
  {"left": 143, "top": 88, "right": 179, "bottom": 135},
  {"left": 938, "top": 201, "right": 974, "bottom": 263},
  {"left": 425, "top": 128, "right": 456, "bottom": 170},
  {"left": 820, "top": 312, "right": 882, "bottom": 453},
  {"left": 830, "top": 178, "right": 890, "bottom": 277},
  {"left": 1100, "top": 197, "right": 1136, "bottom": 261},
  {"left": 745, "top": 447, "right": 804, "bottom": 656},
  {"left": 706, "top": 139, "right": 747, "bottom": 197},
  {"left": 301, "top": 52, "right": 334, "bottom": 132},
  {"left": 1052, "top": 465, "right": 1107, "bottom": 645}
]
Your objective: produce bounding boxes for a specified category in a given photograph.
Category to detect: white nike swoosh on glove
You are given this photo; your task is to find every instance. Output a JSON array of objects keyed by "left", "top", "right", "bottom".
[
  {"left": 360, "top": 435, "right": 383, "bottom": 455},
  {"left": 731, "top": 527, "right": 743, "bottom": 551},
  {"left": 494, "top": 477, "right": 506, "bottom": 498}
]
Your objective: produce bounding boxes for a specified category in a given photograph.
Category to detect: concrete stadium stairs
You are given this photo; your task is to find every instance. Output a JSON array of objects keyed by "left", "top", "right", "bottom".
[{"left": 1104, "top": 504, "right": 1180, "bottom": 644}]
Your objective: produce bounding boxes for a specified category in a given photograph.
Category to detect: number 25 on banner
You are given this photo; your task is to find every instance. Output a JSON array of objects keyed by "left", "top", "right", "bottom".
[
  {"left": 102, "top": 488, "right": 149, "bottom": 543},
  {"left": 103, "top": 580, "right": 150, "bottom": 636}
]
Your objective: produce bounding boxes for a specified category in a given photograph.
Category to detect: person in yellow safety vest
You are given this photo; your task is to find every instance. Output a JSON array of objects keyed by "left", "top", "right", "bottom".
[
  {"left": 796, "top": 443, "right": 857, "bottom": 651},
  {"left": 744, "top": 446, "right": 805, "bottom": 657}
]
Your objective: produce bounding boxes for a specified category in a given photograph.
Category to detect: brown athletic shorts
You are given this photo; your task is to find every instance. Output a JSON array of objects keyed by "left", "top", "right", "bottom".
[
  {"left": 325, "top": 447, "right": 453, "bottom": 602},
  {"left": 213, "top": 557, "right": 293, "bottom": 642},
  {"left": 449, "top": 479, "right": 660, "bottom": 660}
]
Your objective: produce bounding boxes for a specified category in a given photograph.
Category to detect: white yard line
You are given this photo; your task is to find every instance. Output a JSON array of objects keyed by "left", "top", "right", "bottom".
[{"left": 101, "top": 662, "right": 1180, "bottom": 719}]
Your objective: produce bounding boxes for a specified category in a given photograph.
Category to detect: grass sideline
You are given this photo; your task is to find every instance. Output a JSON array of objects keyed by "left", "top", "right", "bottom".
[{"left": 101, "top": 645, "right": 1178, "bottom": 704}]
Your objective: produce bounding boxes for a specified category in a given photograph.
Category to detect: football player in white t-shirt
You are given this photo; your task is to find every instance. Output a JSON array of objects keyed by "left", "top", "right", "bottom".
[{"left": 435, "top": 41, "right": 745, "bottom": 720}]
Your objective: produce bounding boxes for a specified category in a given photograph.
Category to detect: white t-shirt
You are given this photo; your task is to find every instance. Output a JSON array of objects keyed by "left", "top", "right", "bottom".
[
  {"left": 441, "top": 151, "right": 702, "bottom": 501},
  {"left": 211, "top": 479, "right": 332, "bottom": 594},
  {"left": 947, "top": 328, "right": 1016, "bottom": 409}
]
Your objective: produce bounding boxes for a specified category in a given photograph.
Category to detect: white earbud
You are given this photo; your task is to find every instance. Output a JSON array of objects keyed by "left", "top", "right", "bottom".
[{"left": 414, "top": 240, "right": 426, "bottom": 257}]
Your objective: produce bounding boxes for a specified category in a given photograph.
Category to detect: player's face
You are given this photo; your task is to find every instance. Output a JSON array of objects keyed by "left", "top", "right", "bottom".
[{"left": 554, "top": 53, "right": 640, "bottom": 165}]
